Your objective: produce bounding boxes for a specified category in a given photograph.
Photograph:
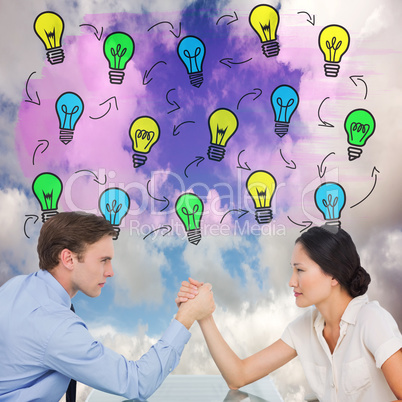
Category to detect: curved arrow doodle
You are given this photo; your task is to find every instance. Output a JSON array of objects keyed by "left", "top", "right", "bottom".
[
  {"left": 25, "top": 72, "right": 40, "bottom": 105},
  {"left": 297, "top": 11, "right": 315, "bottom": 25},
  {"left": 287, "top": 216, "right": 313, "bottom": 232},
  {"left": 143, "top": 225, "right": 172, "bottom": 240},
  {"left": 350, "top": 75, "right": 368, "bottom": 100},
  {"left": 173, "top": 121, "right": 195, "bottom": 136},
  {"left": 236, "top": 150, "right": 251, "bottom": 171},
  {"left": 237, "top": 88, "right": 262, "bottom": 110},
  {"left": 350, "top": 167, "right": 380, "bottom": 208},
  {"left": 147, "top": 21, "right": 181, "bottom": 38},
  {"left": 89, "top": 97, "right": 119, "bottom": 120},
  {"left": 143, "top": 61, "right": 167, "bottom": 85},
  {"left": 220, "top": 209, "right": 249, "bottom": 224},
  {"left": 216, "top": 11, "right": 238, "bottom": 25},
  {"left": 317, "top": 152, "right": 335, "bottom": 178},
  {"left": 166, "top": 89, "right": 180, "bottom": 114},
  {"left": 146, "top": 180, "right": 170, "bottom": 212},
  {"left": 184, "top": 156, "right": 205, "bottom": 178},
  {"left": 24, "top": 215, "right": 39, "bottom": 238},
  {"left": 79, "top": 24, "right": 103, "bottom": 40},
  {"left": 220, "top": 57, "right": 253, "bottom": 68},
  {"left": 32, "top": 140, "right": 49, "bottom": 165},
  {"left": 318, "top": 97, "right": 334, "bottom": 128},
  {"left": 74, "top": 169, "right": 107, "bottom": 185},
  {"left": 280, "top": 149, "right": 296, "bottom": 169}
]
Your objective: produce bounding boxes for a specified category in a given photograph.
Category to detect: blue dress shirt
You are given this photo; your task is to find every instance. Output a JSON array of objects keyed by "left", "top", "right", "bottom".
[{"left": 0, "top": 270, "right": 191, "bottom": 401}]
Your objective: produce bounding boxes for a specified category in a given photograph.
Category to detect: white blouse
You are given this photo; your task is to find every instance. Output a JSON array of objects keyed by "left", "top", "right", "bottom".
[{"left": 281, "top": 295, "right": 402, "bottom": 401}]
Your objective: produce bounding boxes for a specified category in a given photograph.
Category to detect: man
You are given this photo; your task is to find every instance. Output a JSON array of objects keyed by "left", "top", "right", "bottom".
[{"left": 0, "top": 212, "right": 214, "bottom": 401}]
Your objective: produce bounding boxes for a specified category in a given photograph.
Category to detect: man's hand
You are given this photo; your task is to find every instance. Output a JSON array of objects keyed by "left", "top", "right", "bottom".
[
  {"left": 175, "top": 283, "right": 215, "bottom": 330},
  {"left": 175, "top": 277, "right": 203, "bottom": 307}
]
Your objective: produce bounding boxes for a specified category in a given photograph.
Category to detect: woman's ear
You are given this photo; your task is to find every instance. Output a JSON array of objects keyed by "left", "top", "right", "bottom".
[{"left": 331, "top": 277, "right": 339, "bottom": 287}]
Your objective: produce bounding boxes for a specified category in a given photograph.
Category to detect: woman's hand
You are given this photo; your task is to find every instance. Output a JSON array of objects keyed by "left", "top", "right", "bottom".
[{"left": 175, "top": 277, "right": 204, "bottom": 307}]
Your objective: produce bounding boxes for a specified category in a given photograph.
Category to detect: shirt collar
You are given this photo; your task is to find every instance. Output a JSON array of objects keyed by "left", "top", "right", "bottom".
[
  {"left": 35, "top": 269, "right": 72, "bottom": 308},
  {"left": 314, "top": 294, "right": 370, "bottom": 330}
]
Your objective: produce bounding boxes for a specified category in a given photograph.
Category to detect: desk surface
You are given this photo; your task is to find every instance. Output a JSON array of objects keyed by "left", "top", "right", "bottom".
[{"left": 86, "top": 375, "right": 284, "bottom": 402}]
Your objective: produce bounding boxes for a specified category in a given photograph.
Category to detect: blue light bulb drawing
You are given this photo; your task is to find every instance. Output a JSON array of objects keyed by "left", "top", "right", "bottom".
[
  {"left": 55, "top": 92, "right": 84, "bottom": 145},
  {"left": 270, "top": 85, "right": 299, "bottom": 137},
  {"left": 99, "top": 187, "right": 130, "bottom": 240},
  {"left": 177, "top": 35, "right": 206, "bottom": 88},
  {"left": 314, "top": 182, "right": 346, "bottom": 231}
]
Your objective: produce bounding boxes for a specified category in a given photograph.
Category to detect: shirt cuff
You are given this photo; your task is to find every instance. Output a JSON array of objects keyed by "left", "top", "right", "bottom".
[
  {"left": 375, "top": 337, "right": 402, "bottom": 368},
  {"left": 160, "top": 319, "right": 191, "bottom": 355}
]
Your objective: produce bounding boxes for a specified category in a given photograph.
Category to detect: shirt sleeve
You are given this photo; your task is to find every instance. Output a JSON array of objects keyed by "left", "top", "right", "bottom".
[
  {"left": 43, "top": 316, "right": 191, "bottom": 400},
  {"left": 361, "top": 302, "right": 402, "bottom": 368}
]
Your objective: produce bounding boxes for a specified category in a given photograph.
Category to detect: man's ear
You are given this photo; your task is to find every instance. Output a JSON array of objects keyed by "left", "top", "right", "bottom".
[{"left": 60, "top": 249, "right": 75, "bottom": 271}]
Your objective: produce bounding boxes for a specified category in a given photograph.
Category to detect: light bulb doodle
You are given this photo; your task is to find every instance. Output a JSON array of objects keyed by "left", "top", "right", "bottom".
[
  {"left": 207, "top": 108, "right": 239, "bottom": 162},
  {"left": 175, "top": 193, "right": 204, "bottom": 245},
  {"left": 177, "top": 36, "right": 206, "bottom": 88},
  {"left": 249, "top": 4, "right": 280, "bottom": 58},
  {"left": 34, "top": 11, "right": 65, "bottom": 65},
  {"left": 315, "top": 182, "right": 346, "bottom": 231},
  {"left": 129, "top": 116, "right": 160, "bottom": 168},
  {"left": 55, "top": 92, "right": 84, "bottom": 145},
  {"left": 344, "top": 109, "right": 376, "bottom": 161},
  {"left": 32, "top": 172, "right": 63, "bottom": 222},
  {"left": 271, "top": 85, "right": 299, "bottom": 137},
  {"left": 246, "top": 170, "right": 277, "bottom": 224},
  {"left": 318, "top": 25, "right": 350, "bottom": 78},
  {"left": 99, "top": 187, "right": 130, "bottom": 240},
  {"left": 103, "top": 32, "right": 135, "bottom": 84}
]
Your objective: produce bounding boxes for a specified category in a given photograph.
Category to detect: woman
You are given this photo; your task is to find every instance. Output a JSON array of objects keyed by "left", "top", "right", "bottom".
[{"left": 177, "top": 226, "right": 402, "bottom": 401}]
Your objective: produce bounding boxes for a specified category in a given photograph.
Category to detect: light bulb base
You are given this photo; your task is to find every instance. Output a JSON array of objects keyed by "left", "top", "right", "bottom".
[
  {"left": 322, "top": 220, "right": 341, "bottom": 233},
  {"left": 112, "top": 226, "right": 120, "bottom": 240},
  {"left": 207, "top": 145, "right": 225, "bottom": 161},
  {"left": 109, "top": 70, "right": 125, "bottom": 85},
  {"left": 47, "top": 48, "right": 65, "bottom": 65},
  {"left": 41, "top": 210, "right": 59, "bottom": 223},
  {"left": 262, "top": 41, "right": 280, "bottom": 58},
  {"left": 255, "top": 208, "right": 273, "bottom": 224},
  {"left": 274, "top": 122, "right": 289, "bottom": 137},
  {"left": 132, "top": 153, "right": 148, "bottom": 168},
  {"left": 323, "top": 63, "right": 340, "bottom": 77},
  {"left": 59, "top": 130, "right": 74, "bottom": 145},
  {"left": 347, "top": 146, "right": 362, "bottom": 161},
  {"left": 187, "top": 228, "right": 201, "bottom": 245},
  {"left": 189, "top": 72, "right": 203, "bottom": 88}
]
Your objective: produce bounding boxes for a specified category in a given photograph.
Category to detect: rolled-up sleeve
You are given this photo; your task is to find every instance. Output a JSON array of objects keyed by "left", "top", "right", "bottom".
[{"left": 43, "top": 317, "right": 191, "bottom": 400}]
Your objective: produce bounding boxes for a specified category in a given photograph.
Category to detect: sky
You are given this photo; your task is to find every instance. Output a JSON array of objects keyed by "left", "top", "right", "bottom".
[{"left": 1, "top": 0, "right": 402, "bottom": 401}]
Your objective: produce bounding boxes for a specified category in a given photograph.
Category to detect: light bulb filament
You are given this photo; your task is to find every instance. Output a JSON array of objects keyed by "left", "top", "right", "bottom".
[
  {"left": 183, "top": 47, "right": 202, "bottom": 73},
  {"left": 42, "top": 28, "right": 57, "bottom": 48},
  {"left": 135, "top": 129, "right": 155, "bottom": 152},
  {"left": 110, "top": 44, "right": 128, "bottom": 69},
  {"left": 256, "top": 189, "right": 267, "bottom": 208},
  {"left": 259, "top": 22, "right": 273, "bottom": 41},
  {"left": 325, "top": 36, "right": 343, "bottom": 62},
  {"left": 321, "top": 194, "right": 338, "bottom": 220},
  {"left": 216, "top": 125, "right": 228, "bottom": 145},
  {"left": 61, "top": 104, "right": 80, "bottom": 130},
  {"left": 106, "top": 200, "right": 123, "bottom": 225},
  {"left": 42, "top": 190, "right": 54, "bottom": 209},
  {"left": 181, "top": 205, "right": 199, "bottom": 229},
  {"left": 275, "top": 97, "right": 295, "bottom": 121}
]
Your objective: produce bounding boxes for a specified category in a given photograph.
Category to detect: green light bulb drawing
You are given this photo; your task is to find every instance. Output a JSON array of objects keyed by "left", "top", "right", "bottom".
[
  {"left": 344, "top": 109, "right": 376, "bottom": 161},
  {"left": 175, "top": 193, "right": 204, "bottom": 245},
  {"left": 32, "top": 172, "right": 63, "bottom": 222},
  {"left": 103, "top": 32, "right": 135, "bottom": 84}
]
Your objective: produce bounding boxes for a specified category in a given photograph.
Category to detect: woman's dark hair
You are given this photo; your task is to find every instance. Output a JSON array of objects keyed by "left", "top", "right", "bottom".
[
  {"left": 295, "top": 226, "right": 371, "bottom": 297},
  {"left": 37, "top": 211, "right": 115, "bottom": 271}
]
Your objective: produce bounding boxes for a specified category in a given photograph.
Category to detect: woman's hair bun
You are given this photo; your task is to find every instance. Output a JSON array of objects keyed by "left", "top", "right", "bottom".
[{"left": 349, "top": 266, "right": 371, "bottom": 297}]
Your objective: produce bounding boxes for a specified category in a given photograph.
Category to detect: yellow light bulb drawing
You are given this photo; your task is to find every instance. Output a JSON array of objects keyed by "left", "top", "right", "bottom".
[
  {"left": 129, "top": 116, "right": 160, "bottom": 168},
  {"left": 246, "top": 170, "right": 277, "bottom": 224},
  {"left": 34, "top": 11, "right": 65, "bottom": 65},
  {"left": 207, "top": 108, "right": 239, "bottom": 162},
  {"left": 249, "top": 4, "right": 280, "bottom": 58},
  {"left": 318, "top": 25, "right": 350, "bottom": 77}
]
